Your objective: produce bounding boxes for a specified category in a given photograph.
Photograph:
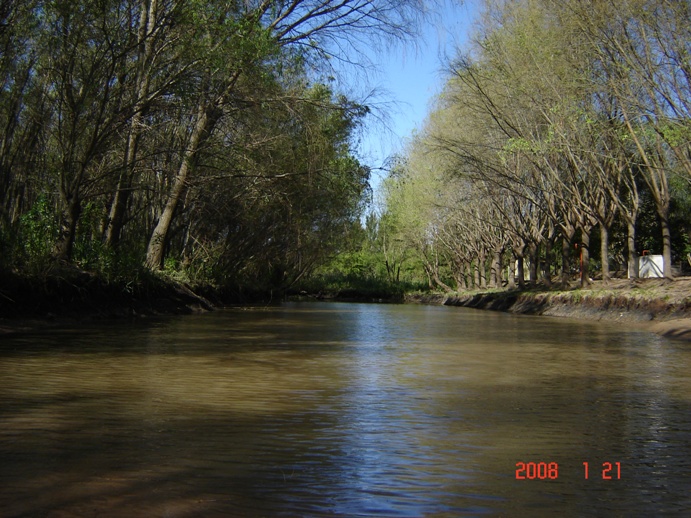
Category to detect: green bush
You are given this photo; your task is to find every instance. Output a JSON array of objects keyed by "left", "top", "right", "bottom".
[{"left": 17, "top": 196, "right": 58, "bottom": 273}]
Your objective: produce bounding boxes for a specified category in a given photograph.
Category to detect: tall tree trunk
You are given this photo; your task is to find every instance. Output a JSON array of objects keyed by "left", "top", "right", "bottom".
[
  {"left": 542, "top": 235, "right": 553, "bottom": 287},
  {"left": 53, "top": 196, "right": 81, "bottom": 261},
  {"left": 454, "top": 258, "right": 467, "bottom": 290},
  {"left": 528, "top": 242, "right": 538, "bottom": 285},
  {"left": 53, "top": 158, "right": 86, "bottom": 262},
  {"left": 426, "top": 257, "right": 452, "bottom": 292},
  {"left": 104, "top": 130, "right": 138, "bottom": 248},
  {"left": 455, "top": 268, "right": 466, "bottom": 291},
  {"left": 507, "top": 253, "right": 516, "bottom": 290},
  {"left": 600, "top": 224, "right": 610, "bottom": 283},
  {"left": 104, "top": 0, "right": 158, "bottom": 248},
  {"left": 145, "top": 102, "right": 214, "bottom": 270},
  {"left": 490, "top": 250, "right": 502, "bottom": 288},
  {"left": 621, "top": 108, "right": 672, "bottom": 278},
  {"left": 433, "top": 272, "right": 453, "bottom": 292},
  {"left": 580, "top": 226, "right": 592, "bottom": 288},
  {"left": 658, "top": 208, "right": 673, "bottom": 279},
  {"left": 384, "top": 259, "right": 393, "bottom": 283},
  {"left": 560, "top": 230, "right": 575, "bottom": 287},
  {"left": 516, "top": 254, "right": 525, "bottom": 289},
  {"left": 627, "top": 219, "right": 638, "bottom": 279}
]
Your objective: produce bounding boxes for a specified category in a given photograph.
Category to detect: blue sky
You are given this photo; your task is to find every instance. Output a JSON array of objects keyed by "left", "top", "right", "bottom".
[{"left": 355, "top": 0, "right": 479, "bottom": 194}]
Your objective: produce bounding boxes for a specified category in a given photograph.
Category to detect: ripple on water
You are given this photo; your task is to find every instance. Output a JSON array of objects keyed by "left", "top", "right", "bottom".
[{"left": 1, "top": 304, "right": 691, "bottom": 516}]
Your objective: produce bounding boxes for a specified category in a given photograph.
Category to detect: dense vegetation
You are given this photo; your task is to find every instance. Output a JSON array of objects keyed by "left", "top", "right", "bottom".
[
  {"left": 3, "top": 0, "right": 690, "bottom": 306},
  {"left": 0, "top": 0, "right": 427, "bottom": 297},
  {"left": 371, "top": 0, "right": 691, "bottom": 292}
]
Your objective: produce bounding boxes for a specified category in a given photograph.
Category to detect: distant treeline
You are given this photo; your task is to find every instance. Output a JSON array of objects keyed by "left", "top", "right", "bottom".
[{"left": 376, "top": 0, "right": 691, "bottom": 290}]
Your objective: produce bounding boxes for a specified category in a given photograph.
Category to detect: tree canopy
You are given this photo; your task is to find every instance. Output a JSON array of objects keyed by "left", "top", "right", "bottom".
[
  {"left": 377, "top": 0, "right": 691, "bottom": 291},
  {"left": 0, "top": 0, "right": 430, "bottom": 293}
]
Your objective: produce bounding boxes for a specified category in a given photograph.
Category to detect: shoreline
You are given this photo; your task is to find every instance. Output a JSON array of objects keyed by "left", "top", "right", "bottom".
[
  {"left": 2, "top": 271, "right": 690, "bottom": 341},
  {"left": 405, "top": 278, "right": 691, "bottom": 341},
  {"left": 0, "top": 269, "right": 218, "bottom": 336}
]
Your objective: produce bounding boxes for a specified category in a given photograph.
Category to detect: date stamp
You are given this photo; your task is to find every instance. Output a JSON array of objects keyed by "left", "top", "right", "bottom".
[{"left": 515, "top": 461, "right": 621, "bottom": 480}]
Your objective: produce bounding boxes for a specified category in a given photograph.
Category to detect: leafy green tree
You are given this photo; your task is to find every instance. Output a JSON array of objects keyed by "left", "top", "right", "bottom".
[
  {"left": 0, "top": 0, "right": 43, "bottom": 229},
  {"left": 144, "top": 0, "right": 427, "bottom": 269},
  {"left": 383, "top": 0, "right": 691, "bottom": 292}
]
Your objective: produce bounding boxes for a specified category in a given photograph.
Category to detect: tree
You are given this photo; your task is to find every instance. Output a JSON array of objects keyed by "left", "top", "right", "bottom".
[
  {"left": 565, "top": 0, "right": 690, "bottom": 278},
  {"left": 102, "top": 0, "right": 189, "bottom": 249},
  {"left": 144, "top": 0, "right": 427, "bottom": 269},
  {"left": 0, "top": 0, "right": 43, "bottom": 228},
  {"left": 39, "top": 0, "right": 140, "bottom": 260}
]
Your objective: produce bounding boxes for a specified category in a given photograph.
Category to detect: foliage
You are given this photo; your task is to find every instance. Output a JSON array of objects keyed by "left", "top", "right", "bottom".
[
  {"left": 0, "top": 0, "right": 429, "bottom": 295},
  {"left": 16, "top": 197, "right": 59, "bottom": 273},
  {"left": 378, "top": 0, "right": 691, "bottom": 290}
]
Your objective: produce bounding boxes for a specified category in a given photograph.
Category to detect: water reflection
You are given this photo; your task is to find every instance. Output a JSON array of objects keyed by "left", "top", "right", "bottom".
[{"left": 1, "top": 303, "right": 690, "bottom": 516}]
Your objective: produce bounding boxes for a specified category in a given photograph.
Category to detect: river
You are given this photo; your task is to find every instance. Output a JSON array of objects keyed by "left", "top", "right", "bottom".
[{"left": 1, "top": 302, "right": 690, "bottom": 516}]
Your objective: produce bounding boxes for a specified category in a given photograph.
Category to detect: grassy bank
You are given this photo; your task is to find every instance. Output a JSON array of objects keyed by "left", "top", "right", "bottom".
[{"left": 406, "top": 278, "right": 691, "bottom": 341}]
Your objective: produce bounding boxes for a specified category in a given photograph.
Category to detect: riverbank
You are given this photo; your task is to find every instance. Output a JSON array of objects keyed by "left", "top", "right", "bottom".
[
  {"left": 406, "top": 278, "right": 691, "bottom": 341},
  {"left": 0, "top": 267, "right": 402, "bottom": 336},
  {"left": 0, "top": 268, "right": 225, "bottom": 335},
  {"left": 3, "top": 270, "right": 691, "bottom": 341}
]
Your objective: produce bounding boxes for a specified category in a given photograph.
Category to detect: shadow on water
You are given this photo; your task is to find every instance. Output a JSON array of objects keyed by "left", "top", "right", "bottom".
[{"left": 1, "top": 303, "right": 690, "bottom": 516}]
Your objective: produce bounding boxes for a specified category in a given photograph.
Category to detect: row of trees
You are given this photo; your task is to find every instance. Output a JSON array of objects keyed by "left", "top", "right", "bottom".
[
  {"left": 0, "top": 0, "right": 429, "bottom": 291},
  {"left": 381, "top": 0, "right": 691, "bottom": 290}
]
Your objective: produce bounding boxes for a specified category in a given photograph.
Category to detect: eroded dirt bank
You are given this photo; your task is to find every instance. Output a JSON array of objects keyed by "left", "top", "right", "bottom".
[
  {"left": 3, "top": 271, "right": 691, "bottom": 341},
  {"left": 0, "top": 268, "right": 222, "bottom": 336},
  {"left": 406, "top": 278, "right": 691, "bottom": 341}
]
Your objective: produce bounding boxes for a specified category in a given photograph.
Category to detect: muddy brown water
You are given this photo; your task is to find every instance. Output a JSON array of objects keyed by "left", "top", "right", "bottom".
[{"left": 1, "top": 302, "right": 690, "bottom": 516}]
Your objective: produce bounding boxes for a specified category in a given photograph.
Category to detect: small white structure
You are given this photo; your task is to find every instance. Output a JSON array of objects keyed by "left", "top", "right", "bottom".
[{"left": 638, "top": 254, "right": 664, "bottom": 278}]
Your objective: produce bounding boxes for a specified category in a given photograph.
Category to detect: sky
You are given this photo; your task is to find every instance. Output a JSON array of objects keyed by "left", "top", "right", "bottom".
[{"left": 355, "top": 0, "right": 480, "bottom": 195}]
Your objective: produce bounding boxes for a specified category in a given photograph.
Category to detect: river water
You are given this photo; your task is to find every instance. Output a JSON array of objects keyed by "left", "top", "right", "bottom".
[{"left": 1, "top": 302, "right": 690, "bottom": 516}]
